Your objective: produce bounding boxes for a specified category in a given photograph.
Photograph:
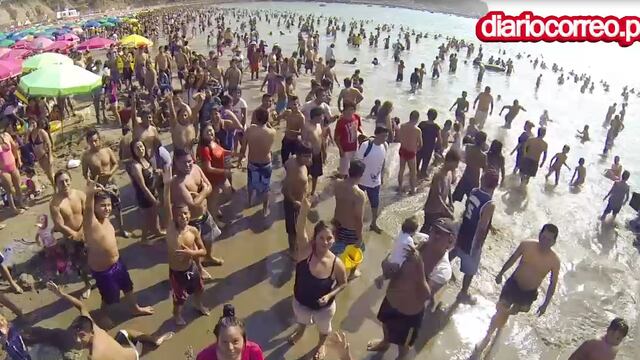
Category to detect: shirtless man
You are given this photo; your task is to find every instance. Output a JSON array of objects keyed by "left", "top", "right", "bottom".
[
  {"left": 473, "top": 86, "right": 494, "bottom": 129},
  {"left": 569, "top": 317, "right": 629, "bottom": 360},
  {"left": 251, "top": 94, "right": 277, "bottom": 126},
  {"left": 397, "top": 111, "right": 422, "bottom": 195},
  {"left": 449, "top": 91, "right": 469, "bottom": 127},
  {"left": 276, "top": 96, "right": 305, "bottom": 165},
  {"left": 154, "top": 46, "right": 172, "bottom": 79},
  {"left": 601, "top": 170, "right": 630, "bottom": 221},
  {"left": 207, "top": 53, "right": 223, "bottom": 85},
  {"left": 46, "top": 281, "right": 171, "bottom": 360},
  {"left": 131, "top": 95, "right": 161, "bottom": 156},
  {"left": 175, "top": 46, "right": 190, "bottom": 88},
  {"left": 239, "top": 108, "right": 276, "bottom": 216},
  {"left": 422, "top": 150, "right": 459, "bottom": 233},
  {"left": 134, "top": 48, "right": 148, "bottom": 88},
  {"left": 83, "top": 179, "right": 153, "bottom": 317},
  {"left": 172, "top": 149, "right": 223, "bottom": 278},
  {"left": 473, "top": 224, "right": 561, "bottom": 358},
  {"left": 323, "top": 59, "right": 340, "bottom": 92},
  {"left": 162, "top": 168, "right": 210, "bottom": 325},
  {"left": 303, "top": 107, "right": 331, "bottom": 195},
  {"left": 520, "top": 127, "right": 548, "bottom": 186},
  {"left": 223, "top": 59, "right": 242, "bottom": 94},
  {"left": 50, "top": 170, "right": 92, "bottom": 299},
  {"left": 81, "top": 129, "right": 128, "bottom": 237},
  {"left": 453, "top": 132, "right": 487, "bottom": 203},
  {"left": 499, "top": 99, "right": 527, "bottom": 129},
  {"left": 333, "top": 160, "right": 366, "bottom": 279},
  {"left": 282, "top": 143, "right": 312, "bottom": 256},
  {"left": 337, "top": 78, "right": 364, "bottom": 112},
  {"left": 168, "top": 90, "right": 205, "bottom": 153}
]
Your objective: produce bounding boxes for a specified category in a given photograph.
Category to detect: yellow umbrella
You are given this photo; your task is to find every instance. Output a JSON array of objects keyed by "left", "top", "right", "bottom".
[{"left": 119, "top": 34, "right": 152, "bottom": 48}]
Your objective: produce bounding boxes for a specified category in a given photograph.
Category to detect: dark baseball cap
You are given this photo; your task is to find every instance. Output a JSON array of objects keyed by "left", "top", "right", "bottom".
[{"left": 432, "top": 218, "right": 456, "bottom": 235}]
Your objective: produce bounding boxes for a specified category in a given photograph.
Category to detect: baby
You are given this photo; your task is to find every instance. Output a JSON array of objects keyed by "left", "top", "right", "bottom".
[{"left": 375, "top": 216, "right": 423, "bottom": 288}]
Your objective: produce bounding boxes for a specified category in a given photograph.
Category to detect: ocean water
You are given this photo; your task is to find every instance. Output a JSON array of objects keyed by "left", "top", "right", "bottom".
[{"left": 197, "top": 2, "right": 639, "bottom": 358}]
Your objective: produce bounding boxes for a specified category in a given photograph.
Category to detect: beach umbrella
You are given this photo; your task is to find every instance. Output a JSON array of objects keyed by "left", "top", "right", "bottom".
[
  {"left": 76, "top": 37, "right": 114, "bottom": 51},
  {"left": 119, "top": 34, "right": 152, "bottom": 48},
  {"left": 83, "top": 20, "right": 101, "bottom": 29},
  {"left": 56, "top": 33, "right": 79, "bottom": 42},
  {"left": 44, "top": 40, "right": 74, "bottom": 53},
  {"left": 71, "top": 27, "right": 84, "bottom": 35},
  {"left": 0, "top": 49, "right": 32, "bottom": 60},
  {"left": 0, "top": 59, "right": 22, "bottom": 80},
  {"left": 0, "top": 48, "right": 10, "bottom": 58},
  {"left": 0, "top": 39, "right": 15, "bottom": 48},
  {"left": 22, "top": 52, "right": 73, "bottom": 72},
  {"left": 19, "top": 63, "right": 102, "bottom": 97},
  {"left": 12, "top": 40, "right": 31, "bottom": 49},
  {"left": 28, "top": 37, "right": 54, "bottom": 51},
  {"left": 34, "top": 32, "right": 55, "bottom": 39}
]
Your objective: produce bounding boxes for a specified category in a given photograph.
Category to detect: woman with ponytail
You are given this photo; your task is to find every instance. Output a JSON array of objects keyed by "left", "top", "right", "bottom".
[{"left": 196, "top": 304, "right": 264, "bottom": 360}]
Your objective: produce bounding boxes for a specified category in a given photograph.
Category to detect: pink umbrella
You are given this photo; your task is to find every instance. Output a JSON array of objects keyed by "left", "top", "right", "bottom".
[
  {"left": 76, "top": 37, "right": 115, "bottom": 51},
  {"left": 0, "top": 48, "right": 10, "bottom": 58},
  {"left": 56, "top": 33, "right": 80, "bottom": 42},
  {"left": 12, "top": 40, "right": 30, "bottom": 49},
  {"left": 0, "top": 59, "right": 22, "bottom": 80},
  {"left": 0, "top": 49, "right": 32, "bottom": 60},
  {"left": 28, "top": 37, "right": 54, "bottom": 51},
  {"left": 44, "top": 40, "right": 74, "bottom": 53}
]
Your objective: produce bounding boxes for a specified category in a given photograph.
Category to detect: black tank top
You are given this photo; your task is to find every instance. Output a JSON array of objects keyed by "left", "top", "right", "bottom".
[{"left": 293, "top": 254, "right": 336, "bottom": 310}]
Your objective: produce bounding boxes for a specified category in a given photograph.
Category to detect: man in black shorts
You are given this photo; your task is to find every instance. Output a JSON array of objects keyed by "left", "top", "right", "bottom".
[
  {"left": 367, "top": 218, "right": 456, "bottom": 359},
  {"left": 520, "top": 127, "right": 548, "bottom": 187},
  {"left": 473, "top": 224, "right": 561, "bottom": 357},
  {"left": 282, "top": 142, "right": 312, "bottom": 256}
]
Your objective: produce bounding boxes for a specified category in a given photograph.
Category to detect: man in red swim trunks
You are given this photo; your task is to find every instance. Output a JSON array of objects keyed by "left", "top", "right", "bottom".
[{"left": 397, "top": 110, "right": 422, "bottom": 194}]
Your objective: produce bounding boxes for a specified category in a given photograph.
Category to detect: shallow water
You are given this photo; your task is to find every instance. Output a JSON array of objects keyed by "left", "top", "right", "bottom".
[{"left": 206, "top": 2, "right": 640, "bottom": 359}]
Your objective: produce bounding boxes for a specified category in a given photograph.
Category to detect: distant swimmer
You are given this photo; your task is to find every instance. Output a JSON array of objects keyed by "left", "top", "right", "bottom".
[
  {"left": 499, "top": 99, "right": 527, "bottom": 129},
  {"left": 570, "top": 158, "right": 587, "bottom": 187},
  {"left": 472, "top": 86, "right": 494, "bottom": 129},
  {"left": 535, "top": 73, "right": 542, "bottom": 90},
  {"left": 371, "top": 57, "right": 379, "bottom": 65},
  {"left": 568, "top": 317, "right": 629, "bottom": 360},
  {"left": 545, "top": 145, "right": 571, "bottom": 186},
  {"left": 538, "top": 109, "right": 552, "bottom": 127},
  {"left": 600, "top": 170, "right": 630, "bottom": 222},
  {"left": 472, "top": 224, "right": 561, "bottom": 358}
]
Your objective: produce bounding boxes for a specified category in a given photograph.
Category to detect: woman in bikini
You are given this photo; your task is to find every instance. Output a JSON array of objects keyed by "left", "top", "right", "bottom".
[
  {"left": 27, "top": 117, "right": 55, "bottom": 189},
  {"left": 0, "top": 127, "right": 27, "bottom": 214},
  {"left": 287, "top": 196, "right": 348, "bottom": 360}
]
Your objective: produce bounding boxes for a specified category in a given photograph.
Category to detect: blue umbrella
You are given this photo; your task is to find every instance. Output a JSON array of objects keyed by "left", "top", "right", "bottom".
[{"left": 83, "top": 20, "right": 101, "bottom": 29}]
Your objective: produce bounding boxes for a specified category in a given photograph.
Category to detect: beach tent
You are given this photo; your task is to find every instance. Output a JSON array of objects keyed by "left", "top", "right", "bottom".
[
  {"left": 19, "top": 63, "right": 102, "bottom": 96},
  {"left": 22, "top": 52, "right": 73, "bottom": 73}
]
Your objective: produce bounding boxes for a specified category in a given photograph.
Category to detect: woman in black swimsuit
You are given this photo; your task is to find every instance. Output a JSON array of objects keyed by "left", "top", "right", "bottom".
[
  {"left": 27, "top": 117, "right": 55, "bottom": 189},
  {"left": 127, "top": 139, "right": 162, "bottom": 244},
  {"left": 287, "top": 196, "right": 348, "bottom": 360}
]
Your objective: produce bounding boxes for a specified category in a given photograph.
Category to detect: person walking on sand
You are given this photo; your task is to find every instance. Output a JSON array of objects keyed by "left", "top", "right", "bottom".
[
  {"left": 162, "top": 167, "right": 210, "bottom": 326},
  {"left": 334, "top": 102, "right": 363, "bottom": 179},
  {"left": 472, "top": 224, "right": 560, "bottom": 358},
  {"left": 417, "top": 109, "right": 441, "bottom": 178},
  {"left": 283, "top": 143, "right": 313, "bottom": 256},
  {"left": 422, "top": 150, "right": 460, "bottom": 233},
  {"left": 450, "top": 170, "right": 498, "bottom": 304},
  {"left": 569, "top": 317, "right": 629, "bottom": 360},
  {"left": 355, "top": 127, "right": 389, "bottom": 234},
  {"left": 452, "top": 132, "right": 487, "bottom": 203},
  {"left": 287, "top": 195, "right": 348, "bottom": 360},
  {"left": 397, "top": 111, "right": 422, "bottom": 195}
]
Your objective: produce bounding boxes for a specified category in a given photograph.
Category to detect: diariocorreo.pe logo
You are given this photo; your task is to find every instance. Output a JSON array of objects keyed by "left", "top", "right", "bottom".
[{"left": 476, "top": 11, "right": 640, "bottom": 47}]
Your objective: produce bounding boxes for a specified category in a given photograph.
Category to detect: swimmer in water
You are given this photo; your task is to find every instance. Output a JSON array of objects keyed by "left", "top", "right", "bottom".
[
  {"left": 569, "top": 317, "right": 629, "bottom": 360},
  {"left": 499, "top": 99, "right": 527, "bottom": 129},
  {"left": 576, "top": 125, "right": 590, "bottom": 142},
  {"left": 600, "top": 170, "right": 630, "bottom": 222},
  {"left": 545, "top": 145, "right": 571, "bottom": 186},
  {"left": 570, "top": 158, "right": 586, "bottom": 187},
  {"left": 604, "top": 156, "right": 623, "bottom": 180}
]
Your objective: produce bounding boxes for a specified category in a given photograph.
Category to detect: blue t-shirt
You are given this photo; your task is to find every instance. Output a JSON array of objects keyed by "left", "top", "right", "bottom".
[{"left": 2, "top": 326, "right": 30, "bottom": 360}]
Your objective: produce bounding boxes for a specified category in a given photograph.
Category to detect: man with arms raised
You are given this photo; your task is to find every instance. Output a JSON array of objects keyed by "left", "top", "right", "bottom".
[
  {"left": 473, "top": 86, "right": 494, "bottom": 129},
  {"left": 239, "top": 108, "right": 276, "bottom": 217},
  {"left": 163, "top": 168, "right": 210, "bottom": 325},
  {"left": 172, "top": 148, "right": 223, "bottom": 279},
  {"left": 81, "top": 129, "right": 128, "bottom": 237},
  {"left": 50, "top": 170, "right": 92, "bottom": 299},
  {"left": 472, "top": 224, "right": 561, "bottom": 358},
  {"left": 83, "top": 179, "right": 153, "bottom": 318},
  {"left": 569, "top": 317, "right": 629, "bottom": 360},
  {"left": 168, "top": 90, "right": 205, "bottom": 153}
]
